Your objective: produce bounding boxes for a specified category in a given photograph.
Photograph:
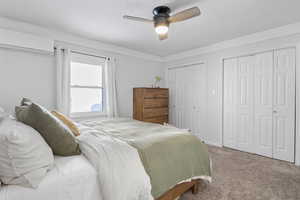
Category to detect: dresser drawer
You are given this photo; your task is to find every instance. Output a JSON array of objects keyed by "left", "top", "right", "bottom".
[
  {"left": 144, "top": 98, "right": 168, "bottom": 108},
  {"left": 143, "top": 115, "right": 168, "bottom": 124},
  {"left": 144, "top": 107, "right": 168, "bottom": 118},
  {"left": 144, "top": 89, "right": 168, "bottom": 99}
]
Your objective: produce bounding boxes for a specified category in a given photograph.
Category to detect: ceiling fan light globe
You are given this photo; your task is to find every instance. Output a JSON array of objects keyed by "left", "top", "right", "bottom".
[{"left": 155, "top": 25, "right": 169, "bottom": 35}]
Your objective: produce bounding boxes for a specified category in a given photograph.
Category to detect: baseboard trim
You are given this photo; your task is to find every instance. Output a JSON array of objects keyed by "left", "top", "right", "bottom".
[{"left": 203, "top": 140, "right": 223, "bottom": 147}]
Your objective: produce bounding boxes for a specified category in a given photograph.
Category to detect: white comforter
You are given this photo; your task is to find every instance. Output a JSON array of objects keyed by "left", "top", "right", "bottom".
[
  {"left": 77, "top": 123, "right": 153, "bottom": 200},
  {"left": 0, "top": 156, "right": 102, "bottom": 200}
]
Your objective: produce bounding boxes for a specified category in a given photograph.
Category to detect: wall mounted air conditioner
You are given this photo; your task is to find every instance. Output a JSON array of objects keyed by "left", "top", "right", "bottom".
[{"left": 0, "top": 28, "right": 54, "bottom": 54}]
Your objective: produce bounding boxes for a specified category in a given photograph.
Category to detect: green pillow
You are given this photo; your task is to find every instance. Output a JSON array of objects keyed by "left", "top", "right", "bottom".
[
  {"left": 21, "top": 97, "right": 32, "bottom": 106},
  {"left": 15, "top": 102, "right": 81, "bottom": 156}
]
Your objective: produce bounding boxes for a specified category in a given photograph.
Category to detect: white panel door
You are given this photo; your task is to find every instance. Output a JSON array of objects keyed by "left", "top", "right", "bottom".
[
  {"left": 223, "top": 49, "right": 295, "bottom": 162},
  {"left": 182, "top": 67, "right": 194, "bottom": 131},
  {"left": 253, "top": 52, "right": 273, "bottom": 158},
  {"left": 236, "top": 56, "right": 255, "bottom": 153},
  {"left": 168, "top": 64, "right": 207, "bottom": 139},
  {"left": 187, "top": 64, "right": 207, "bottom": 139},
  {"left": 168, "top": 69, "right": 177, "bottom": 125},
  {"left": 223, "top": 58, "right": 238, "bottom": 149},
  {"left": 174, "top": 67, "right": 186, "bottom": 129},
  {"left": 273, "top": 48, "right": 295, "bottom": 162}
]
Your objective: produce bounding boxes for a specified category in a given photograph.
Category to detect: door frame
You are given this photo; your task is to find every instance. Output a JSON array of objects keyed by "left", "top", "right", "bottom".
[{"left": 222, "top": 47, "right": 299, "bottom": 164}]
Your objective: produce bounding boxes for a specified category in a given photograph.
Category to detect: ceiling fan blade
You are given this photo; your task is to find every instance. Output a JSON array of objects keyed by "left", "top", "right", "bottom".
[
  {"left": 158, "top": 33, "right": 168, "bottom": 40},
  {"left": 165, "top": 0, "right": 201, "bottom": 11},
  {"left": 123, "top": 15, "right": 153, "bottom": 23},
  {"left": 168, "top": 7, "right": 201, "bottom": 23}
]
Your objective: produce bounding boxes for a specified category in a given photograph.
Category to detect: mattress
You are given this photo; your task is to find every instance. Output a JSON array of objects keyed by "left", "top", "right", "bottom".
[{"left": 0, "top": 155, "right": 102, "bottom": 200}]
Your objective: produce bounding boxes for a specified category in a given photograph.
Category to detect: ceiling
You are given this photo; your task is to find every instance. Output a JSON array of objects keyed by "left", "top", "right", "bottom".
[{"left": 0, "top": 0, "right": 300, "bottom": 57}]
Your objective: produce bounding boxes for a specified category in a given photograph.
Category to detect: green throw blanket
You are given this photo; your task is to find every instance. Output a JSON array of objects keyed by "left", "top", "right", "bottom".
[{"left": 80, "top": 118, "right": 211, "bottom": 198}]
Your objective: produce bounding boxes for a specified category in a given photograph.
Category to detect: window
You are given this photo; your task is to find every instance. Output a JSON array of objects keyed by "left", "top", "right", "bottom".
[{"left": 70, "top": 53, "right": 106, "bottom": 117}]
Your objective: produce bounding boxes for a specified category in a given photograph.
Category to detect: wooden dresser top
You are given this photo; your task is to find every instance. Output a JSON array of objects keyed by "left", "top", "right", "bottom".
[{"left": 134, "top": 87, "right": 168, "bottom": 90}]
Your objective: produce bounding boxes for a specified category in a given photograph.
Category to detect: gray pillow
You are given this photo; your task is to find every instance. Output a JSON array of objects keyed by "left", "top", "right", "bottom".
[
  {"left": 15, "top": 103, "right": 81, "bottom": 156},
  {"left": 21, "top": 97, "right": 33, "bottom": 106}
]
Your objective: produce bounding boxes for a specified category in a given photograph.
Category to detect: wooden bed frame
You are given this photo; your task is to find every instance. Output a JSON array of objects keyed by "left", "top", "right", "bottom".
[{"left": 156, "top": 180, "right": 201, "bottom": 200}]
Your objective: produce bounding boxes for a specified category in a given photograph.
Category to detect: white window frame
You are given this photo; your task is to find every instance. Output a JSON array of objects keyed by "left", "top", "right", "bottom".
[{"left": 69, "top": 52, "right": 107, "bottom": 118}]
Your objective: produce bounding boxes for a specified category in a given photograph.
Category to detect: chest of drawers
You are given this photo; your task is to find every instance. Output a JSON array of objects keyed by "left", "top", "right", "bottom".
[{"left": 133, "top": 88, "right": 169, "bottom": 124}]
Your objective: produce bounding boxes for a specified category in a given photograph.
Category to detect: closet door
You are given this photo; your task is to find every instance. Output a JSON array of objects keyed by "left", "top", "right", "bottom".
[
  {"left": 181, "top": 67, "right": 194, "bottom": 130},
  {"left": 223, "top": 49, "right": 295, "bottom": 162},
  {"left": 188, "top": 64, "right": 207, "bottom": 138},
  {"left": 168, "top": 69, "right": 177, "bottom": 125},
  {"left": 168, "top": 64, "right": 207, "bottom": 139},
  {"left": 174, "top": 68, "right": 186, "bottom": 129},
  {"left": 253, "top": 52, "right": 273, "bottom": 158},
  {"left": 236, "top": 56, "right": 255, "bottom": 153},
  {"left": 223, "top": 58, "right": 238, "bottom": 149},
  {"left": 273, "top": 48, "right": 295, "bottom": 162}
]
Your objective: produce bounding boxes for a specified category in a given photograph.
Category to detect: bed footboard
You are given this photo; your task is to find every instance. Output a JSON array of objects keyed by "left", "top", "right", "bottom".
[{"left": 156, "top": 180, "right": 201, "bottom": 200}]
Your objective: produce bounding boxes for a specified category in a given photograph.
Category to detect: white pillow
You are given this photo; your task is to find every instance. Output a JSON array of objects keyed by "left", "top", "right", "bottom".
[{"left": 0, "top": 118, "right": 54, "bottom": 188}]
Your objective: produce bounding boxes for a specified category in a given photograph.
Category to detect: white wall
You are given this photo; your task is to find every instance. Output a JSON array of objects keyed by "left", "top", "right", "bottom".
[
  {"left": 0, "top": 46, "right": 164, "bottom": 117},
  {"left": 165, "top": 34, "right": 300, "bottom": 148},
  {"left": 0, "top": 17, "right": 164, "bottom": 117},
  {"left": 0, "top": 47, "right": 56, "bottom": 112},
  {"left": 116, "top": 55, "right": 164, "bottom": 117}
]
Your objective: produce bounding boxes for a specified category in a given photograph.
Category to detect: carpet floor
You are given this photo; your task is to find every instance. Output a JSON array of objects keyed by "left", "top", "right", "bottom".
[{"left": 180, "top": 145, "right": 300, "bottom": 200}]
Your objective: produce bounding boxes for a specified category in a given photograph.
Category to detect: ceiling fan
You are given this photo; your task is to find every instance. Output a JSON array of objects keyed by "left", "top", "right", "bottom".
[{"left": 123, "top": 5, "right": 201, "bottom": 40}]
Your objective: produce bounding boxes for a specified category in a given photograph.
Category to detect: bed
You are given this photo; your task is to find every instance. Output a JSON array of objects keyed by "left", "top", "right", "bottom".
[
  {"left": 77, "top": 118, "right": 212, "bottom": 200},
  {"left": 0, "top": 118, "right": 211, "bottom": 200},
  {"left": 0, "top": 158, "right": 203, "bottom": 200}
]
